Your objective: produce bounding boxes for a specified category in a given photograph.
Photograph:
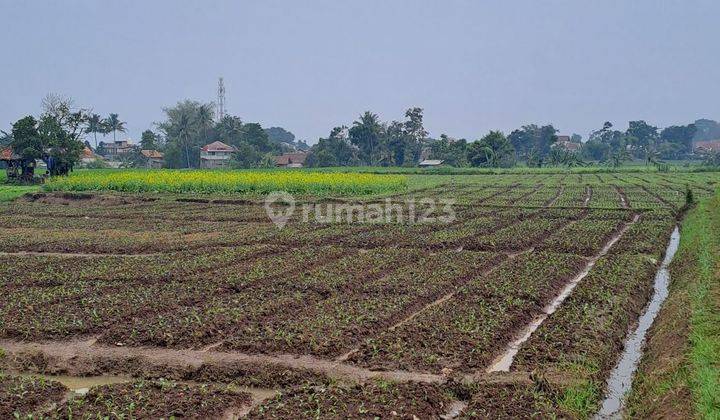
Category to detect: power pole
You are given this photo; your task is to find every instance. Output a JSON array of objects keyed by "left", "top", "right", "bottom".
[{"left": 217, "top": 77, "right": 226, "bottom": 121}]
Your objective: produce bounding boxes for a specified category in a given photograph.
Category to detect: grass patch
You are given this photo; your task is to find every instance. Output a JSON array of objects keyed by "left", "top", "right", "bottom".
[
  {"left": 0, "top": 185, "right": 39, "bottom": 201},
  {"left": 43, "top": 169, "right": 407, "bottom": 196},
  {"left": 557, "top": 381, "right": 600, "bottom": 418}
]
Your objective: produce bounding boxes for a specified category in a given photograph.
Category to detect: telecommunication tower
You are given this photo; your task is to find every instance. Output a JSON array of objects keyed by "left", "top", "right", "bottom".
[{"left": 217, "top": 77, "right": 226, "bottom": 120}]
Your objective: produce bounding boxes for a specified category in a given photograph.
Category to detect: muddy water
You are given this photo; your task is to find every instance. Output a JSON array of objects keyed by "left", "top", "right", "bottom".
[
  {"left": 595, "top": 226, "right": 680, "bottom": 419},
  {"left": 18, "top": 373, "right": 131, "bottom": 395}
]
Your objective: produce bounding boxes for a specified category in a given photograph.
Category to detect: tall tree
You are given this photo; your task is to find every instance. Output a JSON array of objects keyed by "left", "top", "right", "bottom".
[
  {"left": 507, "top": 124, "right": 558, "bottom": 161},
  {"left": 215, "top": 115, "right": 244, "bottom": 147},
  {"left": 195, "top": 103, "right": 215, "bottom": 145},
  {"left": 401, "top": 107, "right": 428, "bottom": 165},
  {"left": 85, "top": 113, "right": 104, "bottom": 148},
  {"left": 349, "top": 111, "right": 383, "bottom": 165},
  {"left": 429, "top": 134, "right": 469, "bottom": 167},
  {"left": 468, "top": 131, "right": 515, "bottom": 167},
  {"left": 660, "top": 124, "right": 697, "bottom": 158},
  {"left": 693, "top": 119, "right": 720, "bottom": 142},
  {"left": 104, "top": 113, "right": 126, "bottom": 142},
  {"left": 140, "top": 130, "right": 159, "bottom": 150},
  {"left": 306, "top": 126, "right": 358, "bottom": 167},
  {"left": 264, "top": 127, "right": 296, "bottom": 145},
  {"left": 240, "top": 123, "right": 274, "bottom": 154},
  {"left": 158, "top": 100, "right": 213, "bottom": 168}
]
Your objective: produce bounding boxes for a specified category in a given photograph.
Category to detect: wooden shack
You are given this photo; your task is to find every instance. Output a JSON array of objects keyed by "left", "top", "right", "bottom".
[{"left": 1, "top": 147, "right": 36, "bottom": 182}]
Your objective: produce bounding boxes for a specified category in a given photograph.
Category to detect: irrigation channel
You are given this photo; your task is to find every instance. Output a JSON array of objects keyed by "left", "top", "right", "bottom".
[{"left": 595, "top": 226, "right": 681, "bottom": 419}]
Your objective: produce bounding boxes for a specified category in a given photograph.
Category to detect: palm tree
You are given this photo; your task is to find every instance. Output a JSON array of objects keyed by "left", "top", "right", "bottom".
[
  {"left": 195, "top": 103, "right": 214, "bottom": 148},
  {"left": 85, "top": 114, "right": 103, "bottom": 149},
  {"left": 176, "top": 112, "right": 194, "bottom": 168},
  {"left": 104, "top": 113, "right": 127, "bottom": 142}
]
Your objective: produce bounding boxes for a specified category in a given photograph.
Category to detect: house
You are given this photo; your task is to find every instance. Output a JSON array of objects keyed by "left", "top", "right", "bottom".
[
  {"left": 694, "top": 140, "right": 720, "bottom": 154},
  {"left": 553, "top": 136, "right": 581, "bottom": 153},
  {"left": 1, "top": 147, "right": 36, "bottom": 181},
  {"left": 140, "top": 150, "right": 165, "bottom": 169},
  {"left": 200, "top": 141, "right": 235, "bottom": 169},
  {"left": 81, "top": 147, "right": 101, "bottom": 165},
  {"left": 418, "top": 159, "right": 444, "bottom": 168},
  {"left": 100, "top": 140, "right": 136, "bottom": 159},
  {"left": 274, "top": 152, "right": 307, "bottom": 168}
]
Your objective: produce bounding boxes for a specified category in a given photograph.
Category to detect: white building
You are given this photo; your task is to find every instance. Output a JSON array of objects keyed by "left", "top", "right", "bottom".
[{"left": 200, "top": 141, "right": 235, "bottom": 169}]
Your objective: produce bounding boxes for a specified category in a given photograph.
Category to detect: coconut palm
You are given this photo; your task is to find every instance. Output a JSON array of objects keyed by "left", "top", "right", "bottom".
[
  {"left": 85, "top": 113, "right": 104, "bottom": 149},
  {"left": 104, "top": 113, "right": 127, "bottom": 142},
  {"left": 195, "top": 103, "right": 215, "bottom": 145}
]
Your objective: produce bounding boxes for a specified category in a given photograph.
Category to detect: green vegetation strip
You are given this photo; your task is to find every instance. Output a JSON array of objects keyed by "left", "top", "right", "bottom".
[
  {"left": 0, "top": 185, "right": 39, "bottom": 202},
  {"left": 628, "top": 193, "right": 720, "bottom": 418},
  {"left": 44, "top": 169, "right": 407, "bottom": 196}
]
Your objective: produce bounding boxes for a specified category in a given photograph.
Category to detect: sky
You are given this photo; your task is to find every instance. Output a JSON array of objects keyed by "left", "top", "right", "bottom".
[{"left": 1, "top": 0, "right": 719, "bottom": 145}]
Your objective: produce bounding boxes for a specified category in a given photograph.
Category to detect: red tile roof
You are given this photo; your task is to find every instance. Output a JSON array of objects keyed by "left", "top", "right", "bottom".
[
  {"left": 274, "top": 152, "right": 307, "bottom": 166},
  {"left": 694, "top": 140, "right": 720, "bottom": 152},
  {"left": 0, "top": 147, "right": 18, "bottom": 160},
  {"left": 201, "top": 141, "right": 235, "bottom": 152},
  {"left": 141, "top": 150, "right": 164, "bottom": 159}
]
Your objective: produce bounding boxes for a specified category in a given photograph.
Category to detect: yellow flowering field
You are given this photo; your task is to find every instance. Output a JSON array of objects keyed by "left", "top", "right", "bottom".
[{"left": 44, "top": 169, "right": 407, "bottom": 196}]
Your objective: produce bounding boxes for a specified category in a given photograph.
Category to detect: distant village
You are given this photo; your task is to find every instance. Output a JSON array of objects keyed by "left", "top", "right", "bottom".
[{"left": 80, "top": 139, "right": 310, "bottom": 169}]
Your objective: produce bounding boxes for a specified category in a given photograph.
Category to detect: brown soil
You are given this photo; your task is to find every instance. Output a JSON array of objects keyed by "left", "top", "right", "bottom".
[
  {"left": 459, "top": 383, "right": 568, "bottom": 419},
  {"left": 246, "top": 380, "right": 453, "bottom": 419},
  {"left": 0, "top": 374, "right": 67, "bottom": 418},
  {"left": 614, "top": 185, "right": 630, "bottom": 208},
  {"left": 0, "top": 338, "right": 446, "bottom": 386},
  {"left": 50, "top": 380, "right": 252, "bottom": 419},
  {"left": 24, "top": 192, "right": 157, "bottom": 206}
]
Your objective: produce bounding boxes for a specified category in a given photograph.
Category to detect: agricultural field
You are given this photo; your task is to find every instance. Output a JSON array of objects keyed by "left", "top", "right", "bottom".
[{"left": 0, "top": 170, "right": 719, "bottom": 418}]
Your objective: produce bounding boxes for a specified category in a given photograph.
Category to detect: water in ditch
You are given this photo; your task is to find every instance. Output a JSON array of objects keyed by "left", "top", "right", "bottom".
[
  {"left": 16, "top": 373, "right": 131, "bottom": 395},
  {"left": 595, "top": 226, "right": 681, "bottom": 419}
]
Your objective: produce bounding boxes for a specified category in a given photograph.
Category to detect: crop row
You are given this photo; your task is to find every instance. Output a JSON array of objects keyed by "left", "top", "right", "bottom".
[
  {"left": 537, "top": 217, "right": 626, "bottom": 256},
  {"left": 512, "top": 253, "right": 660, "bottom": 392},
  {"left": 217, "top": 250, "right": 501, "bottom": 357},
  {"left": 1, "top": 245, "right": 280, "bottom": 317},
  {"left": 247, "top": 380, "right": 451, "bottom": 419},
  {"left": 0, "top": 246, "right": 350, "bottom": 339},
  {"left": 0, "top": 374, "right": 66, "bottom": 419},
  {"left": 610, "top": 216, "right": 676, "bottom": 258},
  {"left": 348, "top": 251, "right": 588, "bottom": 373},
  {"left": 1, "top": 244, "right": 277, "bottom": 288},
  {"left": 53, "top": 380, "right": 252, "bottom": 418},
  {"left": 95, "top": 246, "right": 429, "bottom": 348}
]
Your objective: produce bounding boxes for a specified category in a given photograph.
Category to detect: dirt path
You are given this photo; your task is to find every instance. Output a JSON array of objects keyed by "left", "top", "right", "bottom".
[
  {"left": 544, "top": 185, "right": 565, "bottom": 207},
  {"left": 0, "top": 251, "right": 161, "bottom": 258},
  {"left": 0, "top": 337, "right": 446, "bottom": 385},
  {"left": 584, "top": 185, "right": 593, "bottom": 207},
  {"left": 613, "top": 185, "right": 630, "bottom": 208},
  {"left": 485, "top": 213, "right": 641, "bottom": 373},
  {"left": 0, "top": 337, "right": 592, "bottom": 392}
]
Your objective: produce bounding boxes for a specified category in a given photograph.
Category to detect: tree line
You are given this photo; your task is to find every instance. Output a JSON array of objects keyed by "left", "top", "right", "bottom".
[
  {"left": 304, "top": 110, "right": 719, "bottom": 168},
  {"left": 3, "top": 95, "right": 720, "bottom": 176},
  {"left": 141, "top": 100, "right": 308, "bottom": 169}
]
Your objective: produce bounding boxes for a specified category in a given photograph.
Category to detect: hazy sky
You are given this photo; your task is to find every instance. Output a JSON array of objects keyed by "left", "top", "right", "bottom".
[{"left": 2, "top": 0, "right": 719, "bottom": 144}]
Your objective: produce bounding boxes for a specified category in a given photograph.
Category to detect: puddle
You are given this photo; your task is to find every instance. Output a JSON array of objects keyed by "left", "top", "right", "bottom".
[
  {"left": 440, "top": 401, "right": 468, "bottom": 419},
  {"left": 595, "top": 226, "right": 680, "bottom": 419},
  {"left": 18, "top": 373, "right": 131, "bottom": 395},
  {"left": 487, "top": 215, "right": 640, "bottom": 372}
]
